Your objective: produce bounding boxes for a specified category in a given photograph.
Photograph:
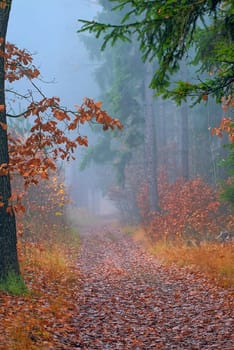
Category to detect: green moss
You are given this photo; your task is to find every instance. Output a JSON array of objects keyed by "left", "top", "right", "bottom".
[{"left": 0, "top": 272, "right": 28, "bottom": 295}]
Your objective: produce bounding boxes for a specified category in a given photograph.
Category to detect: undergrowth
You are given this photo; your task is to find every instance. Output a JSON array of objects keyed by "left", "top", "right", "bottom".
[
  {"left": 152, "top": 240, "right": 234, "bottom": 288},
  {"left": 131, "top": 226, "right": 234, "bottom": 289},
  {"left": 0, "top": 225, "right": 80, "bottom": 349},
  {"left": 0, "top": 272, "right": 28, "bottom": 295}
]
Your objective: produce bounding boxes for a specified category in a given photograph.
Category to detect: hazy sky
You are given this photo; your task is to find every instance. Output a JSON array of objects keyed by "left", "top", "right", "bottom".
[
  {"left": 7, "top": 0, "right": 101, "bottom": 106},
  {"left": 6, "top": 1, "right": 105, "bottom": 194}
]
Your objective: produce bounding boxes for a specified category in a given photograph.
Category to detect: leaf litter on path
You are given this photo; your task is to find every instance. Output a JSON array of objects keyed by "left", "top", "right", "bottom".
[
  {"left": 68, "top": 224, "right": 233, "bottom": 349},
  {"left": 1, "top": 224, "right": 232, "bottom": 349}
]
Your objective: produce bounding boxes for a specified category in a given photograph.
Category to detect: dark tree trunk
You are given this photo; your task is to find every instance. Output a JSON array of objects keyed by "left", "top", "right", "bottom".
[
  {"left": 144, "top": 63, "right": 159, "bottom": 211},
  {"left": 0, "top": 0, "right": 20, "bottom": 281}
]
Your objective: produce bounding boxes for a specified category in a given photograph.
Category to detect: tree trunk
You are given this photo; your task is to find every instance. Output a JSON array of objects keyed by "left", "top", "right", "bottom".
[
  {"left": 156, "top": 97, "right": 166, "bottom": 169},
  {"left": 0, "top": 0, "right": 20, "bottom": 281},
  {"left": 180, "top": 61, "right": 189, "bottom": 180},
  {"left": 181, "top": 102, "right": 189, "bottom": 180},
  {"left": 144, "top": 63, "right": 159, "bottom": 211}
]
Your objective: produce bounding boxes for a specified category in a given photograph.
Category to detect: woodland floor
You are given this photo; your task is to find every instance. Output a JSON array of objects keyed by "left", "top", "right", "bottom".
[
  {"left": 0, "top": 223, "right": 233, "bottom": 349},
  {"left": 65, "top": 223, "right": 233, "bottom": 350}
]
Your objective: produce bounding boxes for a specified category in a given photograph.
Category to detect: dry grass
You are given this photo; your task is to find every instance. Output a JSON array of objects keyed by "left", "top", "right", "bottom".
[
  {"left": 19, "top": 227, "right": 80, "bottom": 283},
  {"left": 127, "top": 225, "right": 234, "bottom": 289},
  {"left": 151, "top": 240, "right": 234, "bottom": 288},
  {"left": 21, "top": 242, "right": 70, "bottom": 280},
  {"left": 0, "top": 227, "right": 81, "bottom": 350}
]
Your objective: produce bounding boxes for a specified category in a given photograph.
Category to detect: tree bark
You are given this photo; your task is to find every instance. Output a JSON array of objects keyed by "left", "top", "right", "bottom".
[
  {"left": 0, "top": 0, "right": 20, "bottom": 280},
  {"left": 144, "top": 63, "right": 159, "bottom": 211}
]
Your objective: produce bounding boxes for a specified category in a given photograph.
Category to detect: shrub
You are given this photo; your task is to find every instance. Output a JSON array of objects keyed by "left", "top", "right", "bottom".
[{"left": 137, "top": 171, "right": 234, "bottom": 241}]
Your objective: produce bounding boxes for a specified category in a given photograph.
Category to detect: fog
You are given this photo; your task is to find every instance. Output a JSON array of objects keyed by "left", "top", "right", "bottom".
[
  {"left": 8, "top": 0, "right": 100, "bottom": 104},
  {"left": 6, "top": 1, "right": 226, "bottom": 226},
  {"left": 7, "top": 0, "right": 118, "bottom": 222}
]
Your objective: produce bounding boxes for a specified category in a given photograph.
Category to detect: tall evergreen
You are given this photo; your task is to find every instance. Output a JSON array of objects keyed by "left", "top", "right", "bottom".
[{"left": 78, "top": 0, "right": 231, "bottom": 219}]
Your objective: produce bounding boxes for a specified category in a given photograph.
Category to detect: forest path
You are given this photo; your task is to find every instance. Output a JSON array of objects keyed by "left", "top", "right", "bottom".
[{"left": 70, "top": 223, "right": 233, "bottom": 349}]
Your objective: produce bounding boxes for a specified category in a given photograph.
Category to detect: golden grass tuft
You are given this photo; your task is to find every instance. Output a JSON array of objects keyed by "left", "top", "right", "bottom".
[
  {"left": 6, "top": 316, "right": 50, "bottom": 350},
  {"left": 127, "top": 225, "right": 233, "bottom": 288},
  {"left": 22, "top": 242, "right": 69, "bottom": 280},
  {"left": 0, "top": 227, "right": 81, "bottom": 349},
  {"left": 151, "top": 240, "right": 234, "bottom": 288}
]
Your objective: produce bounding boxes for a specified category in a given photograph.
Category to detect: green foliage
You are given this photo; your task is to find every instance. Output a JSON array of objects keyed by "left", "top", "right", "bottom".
[
  {"left": 78, "top": 0, "right": 234, "bottom": 104},
  {"left": 79, "top": 1, "right": 145, "bottom": 186},
  {"left": 220, "top": 142, "right": 234, "bottom": 208},
  {"left": 78, "top": 0, "right": 230, "bottom": 215},
  {"left": 79, "top": 136, "right": 117, "bottom": 170},
  {"left": 221, "top": 181, "right": 234, "bottom": 208},
  {"left": 0, "top": 271, "right": 28, "bottom": 295}
]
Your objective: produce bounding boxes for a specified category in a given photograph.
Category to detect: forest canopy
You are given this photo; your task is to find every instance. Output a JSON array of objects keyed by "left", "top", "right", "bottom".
[{"left": 79, "top": 0, "right": 234, "bottom": 104}]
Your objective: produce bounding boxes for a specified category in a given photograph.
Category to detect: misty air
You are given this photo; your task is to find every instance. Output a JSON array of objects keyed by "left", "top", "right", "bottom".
[{"left": 0, "top": 0, "right": 233, "bottom": 349}]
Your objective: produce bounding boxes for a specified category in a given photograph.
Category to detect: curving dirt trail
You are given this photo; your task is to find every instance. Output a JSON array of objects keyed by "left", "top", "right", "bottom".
[{"left": 68, "top": 224, "right": 233, "bottom": 349}]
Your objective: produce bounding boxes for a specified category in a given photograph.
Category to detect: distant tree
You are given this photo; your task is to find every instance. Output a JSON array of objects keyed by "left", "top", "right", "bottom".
[
  {"left": 79, "top": 1, "right": 147, "bottom": 218},
  {"left": 79, "top": 0, "right": 234, "bottom": 209},
  {"left": 79, "top": 0, "right": 234, "bottom": 104},
  {"left": 78, "top": 1, "right": 233, "bottom": 213},
  {"left": 144, "top": 62, "right": 159, "bottom": 210},
  {"left": 220, "top": 147, "right": 234, "bottom": 208},
  {"left": 213, "top": 99, "right": 234, "bottom": 207}
]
